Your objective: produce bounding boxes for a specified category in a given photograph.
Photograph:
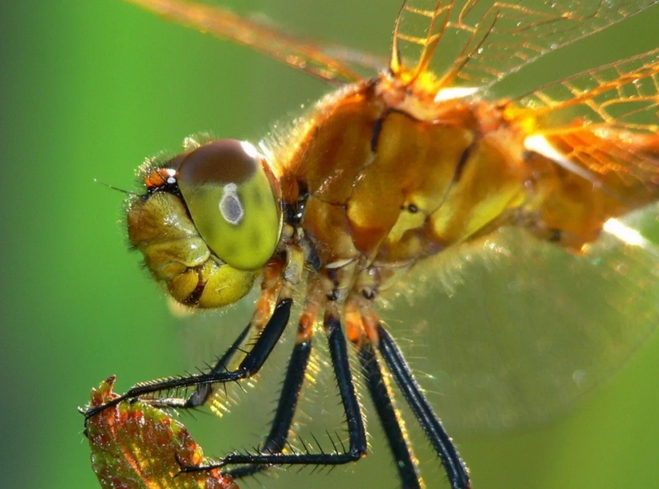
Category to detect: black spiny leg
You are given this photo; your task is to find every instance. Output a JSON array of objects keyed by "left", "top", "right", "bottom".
[
  {"left": 377, "top": 324, "right": 471, "bottom": 489},
  {"left": 179, "top": 310, "right": 368, "bottom": 472},
  {"left": 227, "top": 330, "right": 313, "bottom": 479},
  {"left": 359, "top": 340, "right": 423, "bottom": 489},
  {"left": 151, "top": 320, "right": 254, "bottom": 410},
  {"left": 84, "top": 299, "right": 293, "bottom": 419}
]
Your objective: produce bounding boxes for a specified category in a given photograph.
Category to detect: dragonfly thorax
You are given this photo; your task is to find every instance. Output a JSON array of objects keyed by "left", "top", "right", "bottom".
[{"left": 284, "top": 79, "right": 531, "bottom": 292}]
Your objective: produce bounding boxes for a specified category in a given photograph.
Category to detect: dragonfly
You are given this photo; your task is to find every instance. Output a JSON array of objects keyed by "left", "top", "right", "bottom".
[{"left": 84, "top": 1, "right": 659, "bottom": 488}]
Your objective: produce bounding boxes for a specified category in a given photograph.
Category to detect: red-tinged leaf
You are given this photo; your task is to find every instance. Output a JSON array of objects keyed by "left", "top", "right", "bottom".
[{"left": 85, "top": 376, "right": 238, "bottom": 489}]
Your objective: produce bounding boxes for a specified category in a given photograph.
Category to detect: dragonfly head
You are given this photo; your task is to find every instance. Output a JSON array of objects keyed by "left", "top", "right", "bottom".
[{"left": 127, "top": 139, "right": 283, "bottom": 308}]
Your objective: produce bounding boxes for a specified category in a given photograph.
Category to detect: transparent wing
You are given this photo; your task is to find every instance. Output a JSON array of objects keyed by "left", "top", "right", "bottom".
[
  {"left": 391, "top": 0, "right": 456, "bottom": 80},
  {"left": 516, "top": 48, "right": 659, "bottom": 133},
  {"left": 390, "top": 0, "right": 659, "bottom": 88},
  {"left": 380, "top": 204, "right": 659, "bottom": 433},
  {"left": 122, "top": 0, "right": 368, "bottom": 84},
  {"left": 512, "top": 49, "right": 659, "bottom": 208}
]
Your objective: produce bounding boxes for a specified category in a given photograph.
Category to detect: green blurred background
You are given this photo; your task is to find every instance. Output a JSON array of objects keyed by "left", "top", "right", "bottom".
[{"left": 3, "top": 1, "right": 659, "bottom": 488}]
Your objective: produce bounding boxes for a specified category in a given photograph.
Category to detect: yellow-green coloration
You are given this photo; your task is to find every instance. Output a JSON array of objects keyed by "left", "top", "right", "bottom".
[
  {"left": 177, "top": 140, "right": 282, "bottom": 271},
  {"left": 127, "top": 189, "right": 257, "bottom": 308}
]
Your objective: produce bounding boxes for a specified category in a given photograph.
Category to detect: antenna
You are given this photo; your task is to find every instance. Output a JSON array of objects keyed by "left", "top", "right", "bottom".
[{"left": 93, "top": 178, "right": 137, "bottom": 197}]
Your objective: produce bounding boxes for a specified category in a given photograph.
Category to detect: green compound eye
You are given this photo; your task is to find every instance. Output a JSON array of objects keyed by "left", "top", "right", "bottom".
[{"left": 177, "top": 139, "right": 282, "bottom": 270}]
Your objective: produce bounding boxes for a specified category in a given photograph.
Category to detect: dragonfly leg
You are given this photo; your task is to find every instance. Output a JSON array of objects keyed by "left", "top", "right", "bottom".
[
  {"left": 377, "top": 323, "right": 471, "bottom": 489},
  {"left": 345, "top": 296, "right": 423, "bottom": 488},
  {"left": 149, "top": 320, "right": 254, "bottom": 410},
  {"left": 178, "top": 307, "right": 368, "bottom": 472},
  {"left": 357, "top": 337, "right": 424, "bottom": 489},
  {"left": 128, "top": 257, "right": 295, "bottom": 411},
  {"left": 225, "top": 332, "right": 312, "bottom": 478},
  {"left": 225, "top": 293, "right": 320, "bottom": 479},
  {"left": 84, "top": 255, "right": 295, "bottom": 418},
  {"left": 83, "top": 296, "right": 293, "bottom": 419}
]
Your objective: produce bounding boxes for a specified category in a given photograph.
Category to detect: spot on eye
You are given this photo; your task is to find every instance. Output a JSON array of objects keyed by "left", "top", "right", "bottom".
[{"left": 219, "top": 183, "right": 244, "bottom": 225}]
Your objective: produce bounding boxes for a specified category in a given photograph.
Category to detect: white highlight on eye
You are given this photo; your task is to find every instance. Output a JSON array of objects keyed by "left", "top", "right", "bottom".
[
  {"left": 240, "top": 140, "right": 259, "bottom": 159},
  {"left": 524, "top": 134, "right": 602, "bottom": 187},
  {"left": 219, "top": 183, "right": 244, "bottom": 225},
  {"left": 433, "top": 86, "right": 479, "bottom": 102},
  {"left": 603, "top": 218, "right": 648, "bottom": 248}
]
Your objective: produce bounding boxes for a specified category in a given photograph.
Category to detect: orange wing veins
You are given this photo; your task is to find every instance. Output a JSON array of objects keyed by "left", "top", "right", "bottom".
[
  {"left": 391, "top": 1, "right": 659, "bottom": 90},
  {"left": 391, "top": 0, "right": 454, "bottom": 83},
  {"left": 512, "top": 48, "right": 659, "bottom": 209},
  {"left": 516, "top": 48, "right": 659, "bottom": 134}
]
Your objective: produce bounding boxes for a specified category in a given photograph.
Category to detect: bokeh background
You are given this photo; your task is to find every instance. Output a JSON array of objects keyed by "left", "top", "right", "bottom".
[{"left": 3, "top": 1, "right": 659, "bottom": 488}]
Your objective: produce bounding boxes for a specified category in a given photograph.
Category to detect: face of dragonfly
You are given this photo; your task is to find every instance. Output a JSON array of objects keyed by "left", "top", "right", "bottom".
[
  {"left": 90, "top": 1, "right": 659, "bottom": 489},
  {"left": 128, "top": 138, "right": 282, "bottom": 308}
]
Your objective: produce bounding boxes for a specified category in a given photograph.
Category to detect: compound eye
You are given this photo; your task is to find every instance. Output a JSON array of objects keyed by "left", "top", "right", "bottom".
[{"left": 177, "top": 139, "right": 281, "bottom": 270}]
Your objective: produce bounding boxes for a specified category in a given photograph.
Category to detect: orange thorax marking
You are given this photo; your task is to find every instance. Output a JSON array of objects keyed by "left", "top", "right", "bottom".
[
  {"left": 284, "top": 82, "right": 529, "bottom": 266},
  {"left": 280, "top": 80, "right": 659, "bottom": 269}
]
